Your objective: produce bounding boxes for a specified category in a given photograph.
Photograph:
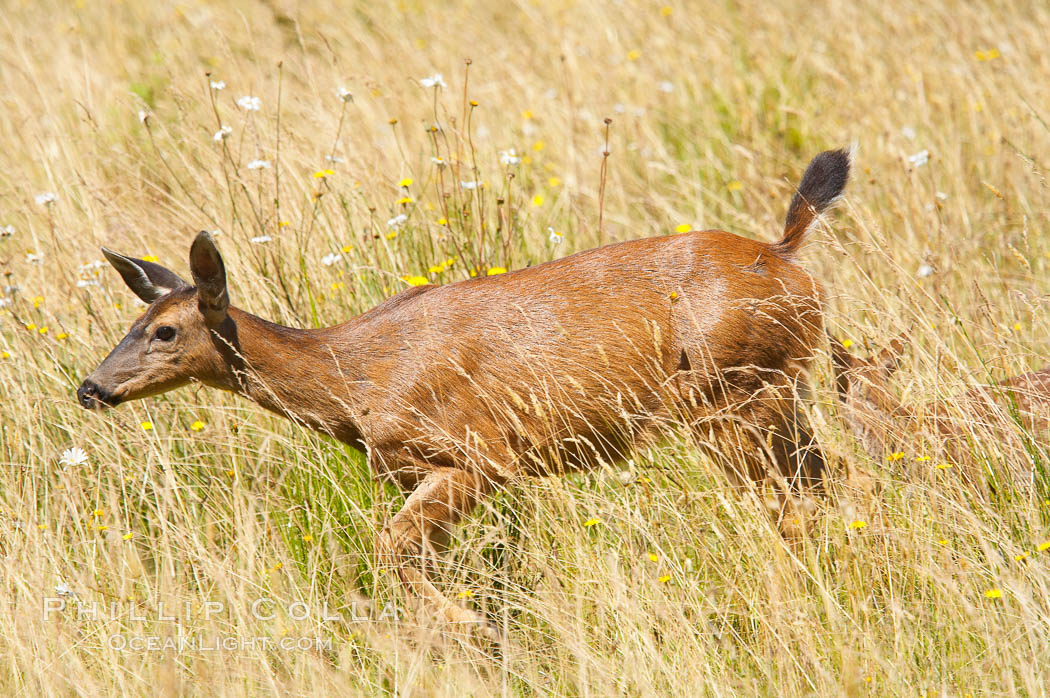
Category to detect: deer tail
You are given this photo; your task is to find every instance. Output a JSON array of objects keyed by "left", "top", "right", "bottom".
[{"left": 773, "top": 146, "right": 853, "bottom": 256}]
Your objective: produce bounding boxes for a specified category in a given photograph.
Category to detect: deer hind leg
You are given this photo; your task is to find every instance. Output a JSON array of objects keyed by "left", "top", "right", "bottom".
[{"left": 375, "top": 466, "right": 500, "bottom": 639}]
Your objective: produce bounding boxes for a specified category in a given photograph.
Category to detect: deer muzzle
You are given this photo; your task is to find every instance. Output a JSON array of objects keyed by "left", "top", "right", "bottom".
[{"left": 77, "top": 379, "right": 122, "bottom": 409}]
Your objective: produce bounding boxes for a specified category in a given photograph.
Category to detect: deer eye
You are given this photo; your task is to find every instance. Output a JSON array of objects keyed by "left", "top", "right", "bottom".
[{"left": 154, "top": 325, "right": 176, "bottom": 342}]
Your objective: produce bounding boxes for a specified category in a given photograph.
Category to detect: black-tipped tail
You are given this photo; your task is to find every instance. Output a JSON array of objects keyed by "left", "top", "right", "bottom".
[{"left": 774, "top": 147, "right": 852, "bottom": 256}]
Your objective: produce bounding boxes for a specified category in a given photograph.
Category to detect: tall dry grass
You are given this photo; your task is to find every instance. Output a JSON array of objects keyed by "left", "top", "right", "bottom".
[{"left": 1, "top": 0, "right": 1050, "bottom": 695}]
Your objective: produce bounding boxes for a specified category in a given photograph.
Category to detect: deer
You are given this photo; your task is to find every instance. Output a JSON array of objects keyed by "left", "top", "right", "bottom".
[
  {"left": 77, "top": 148, "right": 850, "bottom": 638},
  {"left": 829, "top": 335, "right": 1050, "bottom": 491}
]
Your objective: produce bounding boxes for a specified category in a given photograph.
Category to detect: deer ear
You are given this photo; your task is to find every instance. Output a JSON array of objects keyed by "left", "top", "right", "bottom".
[
  {"left": 189, "top": 231, "right": 229, "bottom": 325},
  {"left": 877, "top": 334, "right": 907, "bottom": 374},
  {"left": 101, "top": 247, "right": 190, "bottom": 303}
]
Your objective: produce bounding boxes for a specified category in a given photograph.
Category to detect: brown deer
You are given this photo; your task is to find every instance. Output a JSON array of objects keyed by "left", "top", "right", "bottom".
[
  {"left": 829, "top": 335, "right": 1050, "bottom": 489},
  {"left": 77, "top": 149, "right": 850, "bottom": 637}
]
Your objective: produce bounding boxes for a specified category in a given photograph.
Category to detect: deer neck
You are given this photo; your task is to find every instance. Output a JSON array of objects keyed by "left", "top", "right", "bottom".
[{"left": 212, "top": 308, "right": 366, "bottom": 447}]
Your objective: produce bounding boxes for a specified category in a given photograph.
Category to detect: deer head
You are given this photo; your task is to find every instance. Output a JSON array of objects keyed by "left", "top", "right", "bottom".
[
  {"left": 77, "top": 231, "right": 235, "bottom": 408},
  {"left": 829, "top": 334, "right": 908, "bottom": 455}
]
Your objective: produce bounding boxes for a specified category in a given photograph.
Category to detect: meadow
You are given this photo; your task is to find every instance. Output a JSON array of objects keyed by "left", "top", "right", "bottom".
[{"left": 1, "top": 0, "right": 1050, "bottom": 695}]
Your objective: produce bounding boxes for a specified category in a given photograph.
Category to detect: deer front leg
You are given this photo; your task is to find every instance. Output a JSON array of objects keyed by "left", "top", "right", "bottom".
[{"left": 375, "top": 466, "right": 500, "bottom": 639}]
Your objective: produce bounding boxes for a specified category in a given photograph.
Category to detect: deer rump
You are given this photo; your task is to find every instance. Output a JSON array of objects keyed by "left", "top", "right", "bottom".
[{"left": 350, "top": 229, "right": 824, "bottom": 485}]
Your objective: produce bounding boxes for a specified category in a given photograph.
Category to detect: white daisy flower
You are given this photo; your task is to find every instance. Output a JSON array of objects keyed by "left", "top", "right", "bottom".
[
  {"left": 900, "top": 126, "right": 917, "bottom": 140},
  {"left": 321, "top": 253, "right": 341, "bottom": 266},
  {"left": 420, "top": 73, "right": 446, "bottom": 88},
  {"left": 0, "top": 298, "right": 9, "bottom": 308},
  {"left": 658, "top": 80, "right": 674, "bottom": 93},
  {"left": 4, "top": 284, "right": 20, "bottom": 294},
  {"left": 337, "top": 86, "right": 353, "bottom": 102},
  {"left": 60, "top": 446, "right": 89, "bottom": 467},
  {"left": 26, "top": 252, "right": 44, "bottom": 264},
  {"left": 387, "top": 214, "right": 408, "bottom": 228},
  {"left": 1, "top": 225, "right": 13, "bottom": 238},
  {"left": 499, "top": 149, "right": 520, "bottom": 166},
  {"left": 917, "top": 264, "right": 935, "bottom": 278},
  {"left": 907, "top": 149, "right": 929, "bottom": 167},
  {"left": 76, "top": 279, "right": 100, "bottom": 288},
  {"left": 210, "top": 80, "right": 226, "bottom": 91},
  {"left": 246, "top": 159, "right": 271, "bottom": 170},
  {"left": 326, "top": 155, "right": 345, "bottom": 164},
  {"left": 237, "top": 95, "right": 262, "bottom": 111},
  {"left": 213, "top": 125, "right": 232, "bottom": 141},
  {"left": 250, "top": 235, "right": 272, "bottom": 244},
  {"left": 138, "top": 110, "right": 149, "bottom": 124},
  {"left": 55, "top": 582, "right": 76, "bottom": 597},
  {"left": 431, "top": 157, "right": 446, "bottom": 166},
  {"left": 35, "top": 192, "right": 57, "bottom": 206},
  {"left": 548, "top": 227, "right": 563, "bottom": 245},
  {"left": 460, "top": 180, "right": 480, "bottom": 190}
]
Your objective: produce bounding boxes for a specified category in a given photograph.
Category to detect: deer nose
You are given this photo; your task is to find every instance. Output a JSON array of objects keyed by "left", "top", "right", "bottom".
[{"left": 77, "top": 380, "right": 118, "bottom": 409}]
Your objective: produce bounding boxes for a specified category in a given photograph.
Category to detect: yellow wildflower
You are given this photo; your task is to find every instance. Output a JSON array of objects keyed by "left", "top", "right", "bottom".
[
  {"left": 727, "top": 180, "right": 743, "bottom": 191},
  {"left": 674, "top": 223, "right": 691, "bottom": 233},
  {"left": 937, "top": 539, "right": 949, "bottom": 546},
  {"left": 1015, "top": 552, "right": 1029, "bottom": 562},
  {"left": 302, "top": 534, "right": 313, "bottom": 543},
  {"left": 93, "top": 508, "right": 103, "bottom": 517},
  {"left": 38, "top": 523, "right": 49, "bottom": 530},
  {"left": 140, "top": 421, "right": 153, "bottom": 431},
  {"left": 522, "top": 110, "right": 533, "bottom": 120},
  {"left": 658, "top": 574, "right": 671, "bottom": 583},
  {"left": 887, "top": 451, "right": 905, "bottom": 461},
  {"left": 32, "top": 295, "right": 44, "bottom": 308},
  {"left": 984, "top": 588, "right": 1002, "bottom": 599},
  {"left": 56, "top": 332, "right": 68, "bottom": 340},
  {"left": 533, "top": 140, "right": 545, "bottom": 152},
  {"left": 313, "top": 169, "right": 335, "bottom": 178},
  {"left": 123, "top": 532, "right": 133, "bottom": 541},
  {"left": 190, "top": 420, "right": 205, "bottom": 432},
  {"left": 660, "top": 6, "right": 672, "bottom": 16},
  {"left": 469, "top": 99, "right": 478, "bottom": 107},
  {"left": 38, "top": 327, "right": 48, "bottom": 335},
  {"left": 436, "top": 217, "right": 448, "bottom": 226},
  {"left": 399, "top": 177, "right": 413, "bottom": 187},
  {"left": 975, "top": 48, "right": 1000, "bottom": 61},
  {"left": 532, "top": 194, "right": 544, "bottom": 207},
  {"left": 487, "top": 267, "right": 507, "bottom": 276},
  {"left": 457, "top": 589, "right": 474, "bottom": 599},
  {"left": 428, "top": 265, "right": 445, "bottom": 274},
  {"left": 0, "top": 351, "right": 10, "bottom": 360},
  {"left": 402, "top": 275, "right": 429, "bottom": 287},
  {"left": 341, "top": 245, "right": 353, "bottom": 253},
  {"left": 849, "top": 520, "right": 867, "bottom": 530},
  {"left": 385, "top": 231, "right": 397, "bottom": 240},
  {"left": 397, "top": 196, "right": 413, "bottom": 205},
  {"left": 1038, "top": 541, "right": 1050, "bottom": 552},
  {"left": 548, "top": 176, "right": 561, "bottom": 187},
  {"left": 648, "top": 553, "right": 658, "bottom": 562},
  {"left": 935, "top": 463, "right": 953, "bottom": 470},
  {"left": 142, "top": 255, "right": 159, "bottom": 263},
  {"left": 25, "top": 323, "right": 36, "bottom": 331},
  {"left": 583, "top": 518, "right": 600, "bottom": 528},
  {"left": 627, "top": 49, "right": 640, "bottom": 61}
]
